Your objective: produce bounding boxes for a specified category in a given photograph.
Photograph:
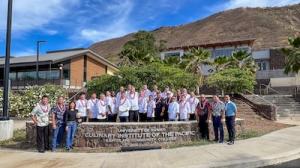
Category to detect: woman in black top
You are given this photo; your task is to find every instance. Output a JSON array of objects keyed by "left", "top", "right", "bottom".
[{"left": 65, "top": 101, "right": 79, "bottom": 151}]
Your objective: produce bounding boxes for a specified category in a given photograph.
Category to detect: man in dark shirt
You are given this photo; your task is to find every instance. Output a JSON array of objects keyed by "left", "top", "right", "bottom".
[
  {"left": 155, "top": 92, "right": 165, "bottom": 122},
  {"left": 196, "top": 94, "right": 211, "bottom": 140},
  {"left": 51, "top": 96, "right": 67, "bottom": 152}
]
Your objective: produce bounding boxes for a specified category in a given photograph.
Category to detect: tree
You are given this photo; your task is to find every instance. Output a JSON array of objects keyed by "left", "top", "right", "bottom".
[
  {"left": 119, "top": 30, "right": 163, "bottom": 66},
  {"left": 213, "top": 50, "right": 256, "bottom": 73},
  {"left": 87, "top": 63, "right": 198, "bottom": 94},
  {"left": 206, "top": 68, "right": 256, "bottom": 94},
  {"left": 283, "top": 37, "right": 300, "bottom": 74},
  {"left": 181, "top": 47, "right": 213, "bottom": 93}
]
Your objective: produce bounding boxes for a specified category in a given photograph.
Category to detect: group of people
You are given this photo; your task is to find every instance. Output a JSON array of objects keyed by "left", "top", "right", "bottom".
[{"left": 30, "top": 84, "right": 237, "bottom": 153}]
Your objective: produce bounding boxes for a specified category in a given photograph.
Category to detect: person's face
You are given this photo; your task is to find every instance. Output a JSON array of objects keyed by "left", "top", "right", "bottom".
[
  {"left": 120, "top": 87, "right": 124, "bottom": 92},
  {"left": 42, "top": 97, "right": 48, "bottom": 105},
  {"left": 69, "top": 102, "right": 75, "bottom": 109},
  {"left": 127, "top": 85, "right": 132, "bottom": 90},
  {"left": 213, "top": 96, "right": 218, "bottom": 102},
  {"left": 57, "top": 97, "right": 64, "bottom": 104},
  {"left": 91, "top": 93, "right": 97, "bottom": 99},
  {"left": 165, "top": 87, "right": 169, "bottom": 92},
  {"left": 200, "top": 95, "right": 205, "bottom": 101},
  {"left": 143, "top": 85, "right": 147, "bottom": 90},
  {"left": 224, "top": 96, "right": 230, "bottom": 102},
  {"left": 111, "top": 91, "right": 115, "bottom": 97},
  {"left": 171, "top": 97, "right": 176, "bottom": 102},
  {"left": 153, "top": 85, "right": 158, "bottom": 90},
  {"left": 149, "top": 96, "right": 153, "bottom": 101},
  {"left": 106, "top": 91, "right": 111, "bottom": 96},
  {"left": 131, "top": 87, "right": 135, "bottom": 92},
  {"left": 157, "top": 93, "right": 161, "bottom": 98},
  {"left": 80, "top": 94, "right": 86, "bottom": 100},
  {"left": 100, "top": 95, "right": 105, "bottom": 100},
  {"left": 183, "top": 89, "right": 187, "bottom": 94},
  {"left": 190, "top": 92, "right": 195, "bottom": 97},
  {"left": 121, "top": 93, "right": 126, "bottom": 99}
]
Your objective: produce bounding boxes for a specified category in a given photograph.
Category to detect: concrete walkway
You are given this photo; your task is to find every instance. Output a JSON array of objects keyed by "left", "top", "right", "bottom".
[{"left": 1, "top": 126, "right": 300, "bottom": 168}]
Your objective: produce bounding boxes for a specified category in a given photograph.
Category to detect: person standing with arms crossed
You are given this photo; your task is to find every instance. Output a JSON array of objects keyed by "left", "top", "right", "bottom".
[
  {"left": 31, "top": 95, "right": 51, "bottom": 153},
  {"left": 117, "top": 91, "right": 131, "bottom": 122},
  {"left": 224, "top": 95, "right": 237, "bottom": 145}
]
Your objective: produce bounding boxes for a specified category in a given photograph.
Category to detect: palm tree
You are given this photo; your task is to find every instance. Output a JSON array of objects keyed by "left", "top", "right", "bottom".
[
  {"left": 213, "top": 50, "right": 256, "bottom": 74},
  {"left": 283, "top": 37, "right": 300, "bottom": 74},
  {"left": 181, "top": 47, "right": 213, "bottom": 93}
]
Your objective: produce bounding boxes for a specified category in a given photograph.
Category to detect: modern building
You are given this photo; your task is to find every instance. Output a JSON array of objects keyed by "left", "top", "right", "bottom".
[
  {"left": 0, "top": 48, "right": 118, "bottom": 90},
  {"left": 160, "top": 39, "right": 299, "bottom": 94}
]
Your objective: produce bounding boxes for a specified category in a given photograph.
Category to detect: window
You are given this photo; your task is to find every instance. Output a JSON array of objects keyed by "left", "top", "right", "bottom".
[
  {"left": 212, "top": 48, "right": 235, "bottom": 58},
  {"left": 164, "top": 52, "right": 181, "bottom": 58},
  {"left": 257, "top": 61, "right": 269, "bottom": 71}
]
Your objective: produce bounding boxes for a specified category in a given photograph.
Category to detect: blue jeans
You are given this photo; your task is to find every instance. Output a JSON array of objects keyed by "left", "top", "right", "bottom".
[
  {"left": 52, "top": 123, "right": 65, "bottom": 150},
  {"left": 66, "top": 121, "right": 77, "bottom": 149},
  {"left": 212, "top": 116, "right": 224, "bottom": 142}
]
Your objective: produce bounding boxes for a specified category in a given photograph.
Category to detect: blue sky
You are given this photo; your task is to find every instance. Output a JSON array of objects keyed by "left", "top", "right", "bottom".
[{"left": 0, "top": 0, "right": 299, "bottom": 57}]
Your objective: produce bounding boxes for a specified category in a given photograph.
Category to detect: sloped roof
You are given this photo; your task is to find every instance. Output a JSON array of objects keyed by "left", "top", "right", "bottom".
[{"left": 0, "top": 49, "right": 118, "bottom": 70}]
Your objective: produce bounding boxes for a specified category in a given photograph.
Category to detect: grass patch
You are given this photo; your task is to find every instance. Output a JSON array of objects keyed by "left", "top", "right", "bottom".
[{"left": 237, "top": 130, "right": 262, "bottom": 140}]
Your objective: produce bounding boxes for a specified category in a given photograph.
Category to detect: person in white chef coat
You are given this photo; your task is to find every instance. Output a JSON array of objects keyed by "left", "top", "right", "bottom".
[
  {"left": 188, "top": 91, "right": 199, "bottom": 121},
  {"left": 75, "top": 92, "right": 88, "bottom": 122},
  {"left": 168, "top": 96, "right": 179, "bottom": 121},
  {"left": 128, "top": 86, "right": 139, "bottom": 122},
  {"left": 87, "top": 92, "right": 99, "bottom": 122},
  {"left": 97, "top": 94, "right": 107, "bottom": 122},
  {"left": 117, "top": 91, "right": 131, "bottom": 122},
  {"left": 179, "top": 95, "right": 191, "bottom": 121}
]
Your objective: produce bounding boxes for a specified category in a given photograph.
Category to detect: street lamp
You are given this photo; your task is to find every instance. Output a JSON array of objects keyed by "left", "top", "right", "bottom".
[
  {"left": 59, "top": 64, "right": 63, "bottom": 86},
  {"left": 36, "top": 40, "right": 47, "bottom": 85},
  {"left": 1, "top": 0, "right": 13, "bottom": 120}
]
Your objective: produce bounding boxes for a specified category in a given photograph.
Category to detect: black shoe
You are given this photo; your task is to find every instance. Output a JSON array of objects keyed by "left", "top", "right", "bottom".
[
  {"left": 219, "top": 140, "right": 224, "bottom": 143},
  {"left": 227, "top": 141, "right": 234, "bottom": 145},
  {"left": 38, "top": 150, "right": 45, "bottom": 153},
  {"left": 213, "top": 139, "right": 219, "bottom": 142}
]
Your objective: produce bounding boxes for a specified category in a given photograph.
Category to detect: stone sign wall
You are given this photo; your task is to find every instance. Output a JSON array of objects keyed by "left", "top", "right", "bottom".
[{"left": 26, "top": 120, "right": 244, "bottom": 148}]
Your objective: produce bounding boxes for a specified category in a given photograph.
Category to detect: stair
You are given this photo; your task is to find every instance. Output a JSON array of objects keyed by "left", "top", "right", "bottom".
[{"left": 261, "top": 95, "right": 300, "bottom": 118}]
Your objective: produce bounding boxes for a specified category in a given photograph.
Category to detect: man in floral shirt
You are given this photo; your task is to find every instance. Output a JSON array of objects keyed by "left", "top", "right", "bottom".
[{"left": 31, "top": 95, "right": 51, "bottom": 153}]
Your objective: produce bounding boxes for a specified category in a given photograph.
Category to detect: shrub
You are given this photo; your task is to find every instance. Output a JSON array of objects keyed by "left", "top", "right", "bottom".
[
  {"left": 87, "top": 63, "right": 198, "bottom": 94},
  {"left": 0, "top": 84, "right": 67, "bottom": 118},
  {"left": 206, "top": 68, "right": 256, "bottom": 94}
]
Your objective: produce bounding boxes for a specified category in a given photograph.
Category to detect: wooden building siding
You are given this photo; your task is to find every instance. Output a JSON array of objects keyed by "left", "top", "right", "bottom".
[{"left": 86, "top": 57, "right": 106, "bottom": 81}]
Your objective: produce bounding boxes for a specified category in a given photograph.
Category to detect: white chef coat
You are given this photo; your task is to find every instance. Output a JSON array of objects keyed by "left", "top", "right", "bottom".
[
  {"left": 138, "top": 96, "right": 148, "bottom": 113},
  {"left": 188, "top": 97, "right": 199, "bottom": 114},
  {"left": 105, "top": 96, "right": 116, "bottom": 114},
  {"left": 168, "top": 102, "right": 179, "bottom": 120},
  {"left": 127, "top": 92, "right": 139, "bottom": 111},
  {"left": 75, "top": 99, "right": 88, "bottom": 117},
  {"left": 87, "top": 98, "right": 99, "bottom": 118},
  {"left": 97, "top": 100, "right": 107, "bottom": 119},
  {"left": 179, "top": 100, "right": 191, "bottom": 120},
  {"left": 147, "top": 100, "right": 156, "bottom": 118},
  {"left": 117, "top": 98, "right": 131, "bottom": 117}
]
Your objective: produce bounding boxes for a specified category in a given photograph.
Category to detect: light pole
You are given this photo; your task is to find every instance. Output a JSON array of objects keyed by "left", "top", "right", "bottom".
[
  {"left": 1, "top": 0, "right": 13, "bottom": 120},
  {"left": 59, "top": 64, "right": 63, "bottom": 86},
  {"left": 36, "top": 40, "right": 47, "bottom": 85}
]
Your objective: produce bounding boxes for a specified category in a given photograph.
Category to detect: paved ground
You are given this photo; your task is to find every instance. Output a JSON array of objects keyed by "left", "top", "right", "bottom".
[{"left": 1, "top": 126, "right": 300, "bottom": 168}]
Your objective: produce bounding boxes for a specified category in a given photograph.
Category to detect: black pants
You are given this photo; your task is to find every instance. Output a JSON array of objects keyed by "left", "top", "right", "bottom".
[
  {"left": 199, "top": 114, "right": 209, "bottom": 140},
  {"left": 36, "top": 125, "right": 49, "bottom": 152},
  {"left": 189, "top": 113, "right": 196, "bottom": 120},
  {"left": 147, "top": 117, "right": 154, "bottom": 122},
  {"left": 107, "top": 114, "right": 117, "bottom": 122},
  {"left": 155, "top": 111, "right": 163, "bottom": 122},
  {"left": 139, "top": 113, "right": 147, "bottom": 122},
  {"left": 81, "top": 117, "right": 87, "bottom": 122},
  {"left": 226, "top": 116, "right": 236, "bottom": 142},
  {"left": 129, "top": 110, "right": 139, "bottom": 122},
  {"left": 89, "top": 118, "right": 98, "bottom": 122},
  {"left": 119, "top": 116, "right": 128, "bottom": 122}
]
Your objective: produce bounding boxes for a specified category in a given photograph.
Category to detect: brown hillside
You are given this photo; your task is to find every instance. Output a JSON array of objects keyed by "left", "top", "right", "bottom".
[{"left": 90, "top": 4, "right": 300, "bottom": 63}]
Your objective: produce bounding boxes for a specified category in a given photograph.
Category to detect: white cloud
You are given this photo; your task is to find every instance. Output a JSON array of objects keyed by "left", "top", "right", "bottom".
[
  {"left": 223, "top": 0, "right": 300, "bottom": 9},
  {"left": 0, "top": 0, "right": 79, "bottom": 35},
  {"left": 77, "top": 0, "right": 134, "bottom": 42}
]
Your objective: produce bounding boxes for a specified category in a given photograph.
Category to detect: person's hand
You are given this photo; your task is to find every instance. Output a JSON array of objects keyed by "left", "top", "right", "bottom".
[
  {"left": 221, "top": 119, "right": 225, "bottom": 124},
  {"left": 160, "top": 112, "right": 164, "bottom": 117},
  {"left": 65, "top": 126, "right": 68, "bottom": 132},
  {"left": 102, "top": 113, "right": 105, "bottom": 117},
  {"left": 52, "top": 124, "right": 57, "bottom": 129},
  {"left": 206, "top": 119, "right": 211, "bottom": 123}
]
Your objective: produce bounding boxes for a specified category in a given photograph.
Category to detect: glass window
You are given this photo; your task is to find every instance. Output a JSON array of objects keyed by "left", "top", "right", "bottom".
[
  {"left": 9, "top": 72, "right": 17, "bottom": 80},
  {"left": 164, "top": 52, "right": 180, "bottom": 58}
]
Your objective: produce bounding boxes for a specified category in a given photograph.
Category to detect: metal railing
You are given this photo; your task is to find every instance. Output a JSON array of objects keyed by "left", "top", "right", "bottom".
[
  {"left": 244, "top": 90, "right": 277, "bottom": 107},
  {"left": 259, "top": 84, "right": 282, "bottom": 95}
]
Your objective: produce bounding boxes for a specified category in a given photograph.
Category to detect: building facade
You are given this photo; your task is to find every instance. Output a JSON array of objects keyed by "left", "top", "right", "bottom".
[
  {"left": 160, "top": 39, "right": 298, "bottom": 94},
  {"left": 0, "top": 48, "right": 118, "bottom": 90}
]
